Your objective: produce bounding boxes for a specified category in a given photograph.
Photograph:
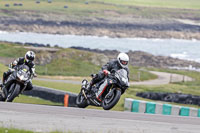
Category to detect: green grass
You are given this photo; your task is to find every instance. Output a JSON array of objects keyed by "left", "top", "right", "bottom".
[
  {"left": 0, "top": 127, "right": 71, "bottom": 133},
  {"left": 88, "top": 0, "right": 200, "bottom": 9},
  {"left": 13, "top": 95, "right": 63, "bottom": 106},
  {"left": 0, "top": 63, "right": 7, "bottom": 77},
  {"left": 0, "top": 0, "right": 200, "bottom": 20},
  {"left": 1, "top": 0, "right": 200, "bottom": 11},
  {"left": 36, "top": 55, "right": 101, "bottom": 77},
  {"left": 37, "top": 60, "right": 157, "bottom": 81},
  {"left": 129, "top": 66, "right": 157, "bottom": 81},
  {"left": 0, "top": 127, "right": 33, "bottom": 133},
  {"left": 0, "top": 43, "right": 27, "bottom": 58},
  {"left": 33, "top": 80, "right": 81, "bottom": 93},
  {"left": 149, "top": 67, "right": 200, "bottom": 81},
  {"left": 36, "top": 48, "right": 102, "bottom": 76},
  {"left": 0, "top": 42, "right": 157, "bottom": 80}
]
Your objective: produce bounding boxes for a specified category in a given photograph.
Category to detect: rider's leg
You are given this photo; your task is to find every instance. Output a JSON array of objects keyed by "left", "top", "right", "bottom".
[
  {"left": 2, "top": 71, "right": 12, "bottom": 84},
  {"left": 87, "top": 71, "right": 105, "bottom": 91}
]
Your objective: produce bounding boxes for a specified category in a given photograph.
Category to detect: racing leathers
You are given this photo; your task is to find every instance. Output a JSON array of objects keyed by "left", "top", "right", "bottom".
[
  {"left": 2, "top": 57, "right": 36, "bottom": 91},
  {"left": 89, "top": 59, "right": 129, "bottom": 99}
]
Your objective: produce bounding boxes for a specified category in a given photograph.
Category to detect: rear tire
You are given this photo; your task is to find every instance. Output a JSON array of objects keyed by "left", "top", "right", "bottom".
[
  {"left": 76, "top": 91, "right": 88, "bottom": 108},
  {"left": 6, "top": 83, "right": 20, "bottom": 102},
  {"left": 0, "top": 92, "right": 3, "bottom": 101},
  {"left": 0, "top": 88, "right": 6, "bottom": 102},
  {"left": 102, "top": 89, "right": 121, "bottom": 110}
]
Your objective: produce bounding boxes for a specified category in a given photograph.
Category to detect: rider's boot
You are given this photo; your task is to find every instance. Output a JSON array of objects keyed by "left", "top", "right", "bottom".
[{"left": 85, "top": 74, "right": 97, "bottom": 91}]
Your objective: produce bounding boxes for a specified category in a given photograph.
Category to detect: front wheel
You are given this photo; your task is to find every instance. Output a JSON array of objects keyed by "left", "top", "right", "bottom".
[
  {"left": 6, "top": 83, "right": 20, "bottom": 102},
  {"left": 102, "top": 89, "right": 121, "bottom": 110},
  {"left": 76, "top": 91, "right": 88, "bottom": 108}
]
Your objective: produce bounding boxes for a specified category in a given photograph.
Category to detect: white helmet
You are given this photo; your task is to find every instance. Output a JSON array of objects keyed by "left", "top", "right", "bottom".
[
  {"left": 25, "top": 51, "right": 35, "bottom": 63},
  {"left": 117, "top": 53, "right": 129, "bottom": 68}
]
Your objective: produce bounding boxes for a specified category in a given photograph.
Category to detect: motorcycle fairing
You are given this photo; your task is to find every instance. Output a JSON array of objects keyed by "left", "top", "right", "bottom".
[{"left": 96, "top": 79, "right": 109, "bottom": 101}]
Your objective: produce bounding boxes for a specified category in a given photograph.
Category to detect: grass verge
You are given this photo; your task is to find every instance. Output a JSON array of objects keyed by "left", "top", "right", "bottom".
[
  {"left": 0, "top": 0, "right": 200, "bottom": 20},
  {"left": 0, "top": 43, "right": 157, "bottom": 81},
  {"left": 13, "top": 95, "right": 63, "bottom": 106},
  {"left": 0, "top": 127, "right": 33, "bottom": 133},
  {"left": 0, "top": 127, "right": 68, "bottom": 133}
]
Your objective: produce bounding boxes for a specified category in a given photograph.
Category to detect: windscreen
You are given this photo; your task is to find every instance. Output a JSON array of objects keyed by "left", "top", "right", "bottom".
[{"left": 117, "top": 69, "right": 128, "bottom": 80}]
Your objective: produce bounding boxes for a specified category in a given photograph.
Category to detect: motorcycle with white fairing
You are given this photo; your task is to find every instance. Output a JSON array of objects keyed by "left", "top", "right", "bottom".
[{"left": 76, "top": 69, "right": 129, "bottom": 110}]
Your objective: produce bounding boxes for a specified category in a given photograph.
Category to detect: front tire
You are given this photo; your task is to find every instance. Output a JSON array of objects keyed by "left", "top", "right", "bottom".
[
  {"left": 76, "top": 91, "right": 88, "bottom": 108},
  {"left": 102, "top": 89, "right": 121, "bottom": 110},
  {"left": 6, "top": 83, "right": 20, "bottom": 102}
]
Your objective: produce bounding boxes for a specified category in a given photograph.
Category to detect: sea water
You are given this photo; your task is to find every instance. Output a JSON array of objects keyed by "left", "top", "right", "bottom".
[{"left": 0, "top": 31, "right": 200, "bottom": 63}]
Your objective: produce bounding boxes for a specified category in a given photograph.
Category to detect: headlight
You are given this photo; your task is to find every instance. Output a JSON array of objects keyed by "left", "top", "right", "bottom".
[
  {"left": 122, "top": 77, "right": 127, "bottom": 83},
  {"left": 19, "top": 75, "right": 24, "bottom": 81},
  {"left": 17, "top": 73, "right": 28, "bottom": 81}
]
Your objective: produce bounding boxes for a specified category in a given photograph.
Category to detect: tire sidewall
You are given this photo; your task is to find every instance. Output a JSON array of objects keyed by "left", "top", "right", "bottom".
[
  {"left": 76, "top": 92, "right": 88, "bottom": 108},
  {"left": 102, "top": 89, "right": 121, "bottom": 110},
  {"left": 6, "top": 83, "right": 20, "bottom": 102}
]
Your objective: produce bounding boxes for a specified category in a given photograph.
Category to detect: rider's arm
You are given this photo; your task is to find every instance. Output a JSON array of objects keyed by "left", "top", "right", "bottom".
[
  {"left": 101, "top": 61, "right": 112, "bottom": 71},
  {"left": 101, "top": 61, "right": 112, "bottom": 76},
  {"left": 9, "top": 57, "right": 22, "bottom": 68},
  {"left": 32, "top": 65, "right": 36, "bottom": 75},
  {"left": 30, "top": 63, "right": 37, "bottom": 77}
]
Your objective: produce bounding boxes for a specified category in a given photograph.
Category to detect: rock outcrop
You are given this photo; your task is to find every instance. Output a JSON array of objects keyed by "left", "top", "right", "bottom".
[{"left": 71, "top": 47, "right": 200, "bottom": 68}]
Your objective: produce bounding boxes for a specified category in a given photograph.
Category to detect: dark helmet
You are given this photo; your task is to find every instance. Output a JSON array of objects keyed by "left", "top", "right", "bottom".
[{"left": 25, "top": 51, "right": 35, "bottom": 63}]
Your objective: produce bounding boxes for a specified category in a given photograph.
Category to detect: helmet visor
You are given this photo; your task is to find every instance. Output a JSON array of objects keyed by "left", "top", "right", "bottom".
[
  {"left": 120, "top": 60, "right": 128, "bottom": 65},
  {"left": 26, "top": 55, "right": 34, "bottom": 61}
]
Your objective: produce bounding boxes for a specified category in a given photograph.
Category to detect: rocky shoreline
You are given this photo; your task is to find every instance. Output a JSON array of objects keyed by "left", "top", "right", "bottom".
[
  {"left": 0, "top": 9, "right": 200, "bottom": 39},
  {"left": 1, "top": 7, "right": 200, "bottom": 69},
  {"left": 1, "top": 42, "right": 200, "bottom": 69},
  {"left": 70, "top": 46, "right": 200, "bottom": 69}
]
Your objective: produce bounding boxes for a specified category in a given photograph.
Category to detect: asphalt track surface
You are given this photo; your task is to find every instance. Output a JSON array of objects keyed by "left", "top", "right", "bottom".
[{"left": 0, "top": 102, "right": 200, "bottom": 133}]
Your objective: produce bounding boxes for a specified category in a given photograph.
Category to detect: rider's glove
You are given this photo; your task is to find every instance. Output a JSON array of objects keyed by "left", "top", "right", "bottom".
[
  {"left": 103, "top": 70, "right": 110, "bottom": 76},
  {"left": 9, "top": 61, "right": 17, "bottom": 68},
  {"left": 9, "top": 68, "right": 15, "bottom": 72},
  {"left": 33, "top": 73, "right": 37, "bottom": 78}
]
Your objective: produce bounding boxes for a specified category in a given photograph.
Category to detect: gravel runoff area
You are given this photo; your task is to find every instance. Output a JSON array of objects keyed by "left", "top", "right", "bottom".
[{"left": 0, "top": 102, "right": 200, "bottom": 133}]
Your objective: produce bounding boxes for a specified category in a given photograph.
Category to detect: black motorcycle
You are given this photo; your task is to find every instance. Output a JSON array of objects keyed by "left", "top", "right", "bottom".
[
  {"left": 0, "top": 65, "right": 32, "bottom": 102},
  {"left": 76, "top": 69, "right": 129, "bottom": 110}
]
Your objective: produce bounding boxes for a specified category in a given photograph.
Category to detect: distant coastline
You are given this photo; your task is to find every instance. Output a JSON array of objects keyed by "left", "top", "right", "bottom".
[
  {"left": 0, "top": 31, "right": 200, "bottom": 63},
  {"left": 0, "top": 9, "right": 200, "bottom": 40},
  {"left": 1, "top": 41, "right": 200, "bottom": 70}
]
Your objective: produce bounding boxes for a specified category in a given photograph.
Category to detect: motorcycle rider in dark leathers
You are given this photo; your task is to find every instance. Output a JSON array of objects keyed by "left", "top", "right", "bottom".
[
  {"left": 0, "top": 51, "right": 37, "bottom": 91},
  {"left": 87, "top": 52, "right": 129, "bottom": 100}
]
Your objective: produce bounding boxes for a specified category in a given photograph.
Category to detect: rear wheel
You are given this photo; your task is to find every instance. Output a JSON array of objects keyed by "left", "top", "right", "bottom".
[
  {"left": 6, "top": 83, "right": 20, "bottom": 102},
  {"left": 0, "top": 86, "right": 7, "bottom": 101},
  {"left": 102, "top": 89, "right": 121, "bottom": 110},
  {"left": 0, "top": 91, "right": 4, "bottom": 101},
  {"left": 76, "top": 91, "right": 88, "bottom": 108}
]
